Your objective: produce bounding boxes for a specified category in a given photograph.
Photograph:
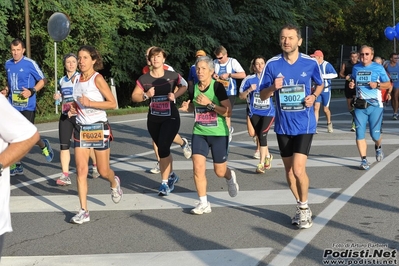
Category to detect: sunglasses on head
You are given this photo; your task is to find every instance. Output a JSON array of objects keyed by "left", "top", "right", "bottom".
[{"left": 360, "top": 53, "right": 370, "bottom": 56}]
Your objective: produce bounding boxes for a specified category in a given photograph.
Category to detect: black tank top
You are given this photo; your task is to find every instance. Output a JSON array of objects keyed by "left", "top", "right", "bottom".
[{"left": 344, "top": 60, "right": 356, "bottom": 76}]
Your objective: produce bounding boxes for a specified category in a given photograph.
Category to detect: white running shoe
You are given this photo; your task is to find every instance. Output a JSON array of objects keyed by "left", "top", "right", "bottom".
[
  {"left": 190, "top": 201, "right": 212, "bottom": 215},
  {"left": 226, "top": 170, "right": 239, "bottom": 197},
  {"left": 111, "top": 176, "right": 123, "bottom": 203},
  {"left": 297, "top": 207, "right": 313, "bottom": 229},
  {"left": 70, "top": 209, "right": 90, "bottom": 224},
  {"left": 181, "top": 138, "right": 192, "bottom": 159},
  {"left": 150, "top": 162, "right": 160, "bottom": 174}
]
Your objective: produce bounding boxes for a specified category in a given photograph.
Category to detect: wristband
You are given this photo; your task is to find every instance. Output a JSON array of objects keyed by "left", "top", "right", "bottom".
[
  {"left": 28, "top": 88, "right": 36, "bottom": 97},
  {"left": 312, "top": 93, "right": 318, "bottom": 99}
]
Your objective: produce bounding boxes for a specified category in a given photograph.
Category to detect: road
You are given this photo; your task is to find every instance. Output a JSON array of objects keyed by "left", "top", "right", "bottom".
[{"left": 1, "top": 98, "right": 398, "bottom": 266}]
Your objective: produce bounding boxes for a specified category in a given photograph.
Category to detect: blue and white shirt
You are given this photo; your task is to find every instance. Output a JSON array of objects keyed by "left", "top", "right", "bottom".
[
  {"left": 351, "top": 62, "right": 390, "bottom": 108},
  {"left": 239, "top": 74, "right": 275, "bottom": 118},
  {"left": 259, "top": 53, "right": 323, "bottom": 135},
  {"left": 5, "top": 56, "right": 46, "bottom": 111},
  {"left": 213, "top": 57, "right": 245, "bottom": 96}
]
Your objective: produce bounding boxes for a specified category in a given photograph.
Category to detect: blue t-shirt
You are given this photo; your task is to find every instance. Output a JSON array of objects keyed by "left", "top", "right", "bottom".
[
  {"left": 5, "top": 56, "right": 46, "bottom": 112},
  {"left": 188, "top": 65, "right": 199, "bottom": 84},
  {"left": 239, "top": 74, "right": 275, "bottom": 118},
  {"left": 259, "top": 53, "right": 323, "bottom": 135},
  {"left": 385, "top": 62, "right": 399, "bottom": 88},
  {"left": 351, "top": 62, "right": 390, "bottom": 107}
]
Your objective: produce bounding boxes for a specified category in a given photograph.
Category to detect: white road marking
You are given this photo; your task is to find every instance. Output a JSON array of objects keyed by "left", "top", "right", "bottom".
[
  {"left": 268, "top": 147, "right": 399, "bottom": 266},
  {"left": 1, "top": 248, "right": 272, "bottom": 266},
  {"left": 10, "top": 188, "right": 339, "bottom": 213}
]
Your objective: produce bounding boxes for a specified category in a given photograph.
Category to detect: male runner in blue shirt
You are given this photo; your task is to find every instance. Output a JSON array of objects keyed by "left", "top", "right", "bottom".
[{"left": 259, "top": 24, "right": 324, "bottom": 229}]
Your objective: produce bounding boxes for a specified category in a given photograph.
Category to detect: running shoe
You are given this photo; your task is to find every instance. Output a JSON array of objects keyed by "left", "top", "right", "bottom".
[
  {"left": 253, "top": 150, "right": 260, "bottom": 159},
  {"left": 291, "top": 207, "right": 301, "bottom": 225},
  {"left": 256, "top": 163, "right": 265, "bottom": 174},
  {"left": 150, "top": 162, "right": 160, "bottom": 174},
  {"left": 376, "top": 148, "right": 384, "bottom": 162},
  {"left": 228, "top": 127, "right": 234, "bottom": 143},
  {"left": 56, "top": 174, "right": 71, "bottom": 186},
  {"left": 226, "top": 170, "right": 239, "bottom": 197},
  {"left": 181, "top": 138, "right": 192, "bottom": 159},
  {"left": 168, "top": 172, "right": 179, "bottom": 192},
  {"left": 359, "top": 159, "right": 370, "bottom": 170},
  {"left": 42, "top": 139, "right": 54, "bottom": 162},
  {"left": 10, "top": 164, "right": 23, "bottom": 176},
  {"left": 327, "top": 122, "right": 333, "bottom": 133},
  {"left": 70, "top": 209, "right": 90, "bottom": 224},
  {"left": 297, "top": 207, "right": 313, "bottom": 229},
  {"left": 351, "top": 122, "right": 356, "bottom": 132},
  {"left": 111, "top": 176, "right": 123, "bottom": 203},
  {"left": 158, "top": 182, "right": 171, "bottom": 196},
  {"left": 393, "top": 114, "right": 398, "bottom": 120},
  {"left": 264, "top": 154, "right": 273, "bottom": 170},
  {"left": 92, "top": 166, "right": 100, "bottom": 178},
  {"left": 252, "top": 136, "right": 257, "bottom": 144},
  {"left": 190, "top": 201, "right": 212, "bottom": 215}
]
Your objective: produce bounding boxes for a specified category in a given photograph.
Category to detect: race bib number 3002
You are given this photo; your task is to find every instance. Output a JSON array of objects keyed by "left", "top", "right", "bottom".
[
  {"left": 279, "top": 85, "right": 305, "bottom": 111},
  {"left": 80, "top": 123, "right": 105, "bottom": 148}
]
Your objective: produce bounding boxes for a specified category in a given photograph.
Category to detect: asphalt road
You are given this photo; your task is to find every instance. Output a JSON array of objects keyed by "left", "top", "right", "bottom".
[{"left": 1, "top": 98, "right": 398, "bottom": 266}]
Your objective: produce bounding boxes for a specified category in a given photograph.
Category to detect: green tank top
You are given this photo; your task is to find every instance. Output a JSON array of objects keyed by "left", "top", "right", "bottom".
[{"left": 193, "top": 80, "right": 229, "bottom": 136}]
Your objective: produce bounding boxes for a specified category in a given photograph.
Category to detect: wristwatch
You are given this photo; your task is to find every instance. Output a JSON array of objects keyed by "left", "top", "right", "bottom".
[
  {"left": 207, "top": 102, "right": 216, "bottom": 111},
  {"left": 143, "top": 93, "right": 149, "bottom": 101},
  {"left": 377, "top": 82, "right": 381, "bottom": 88},
  {"left": 0, "top": 163, "right": 3, "bottom": 176}
]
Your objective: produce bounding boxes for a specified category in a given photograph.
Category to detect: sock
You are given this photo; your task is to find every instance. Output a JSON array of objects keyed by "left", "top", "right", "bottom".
[
  {"left": 199, "top": 196, "right": 207, "bottom": 204},
  {"left": 266, "top": 154, "right": 270, "bottom": 158},
  {"left": 361, "top": 156, "right": 367, "bottom": 160},
  {"left": 93, "top": 163, "right": 97, "bottom": 167},
  {"left": 298, "top": 200, "right": 309, "bottom": 209},
  {"left": 162, "top": 180, "right": 168, "bottom": 184},
  {"left": 375, "top": 145, "right": 381, "bottom": 150},
  {"left": 63, "top": 172, "right": 69, "bottom": 177}
]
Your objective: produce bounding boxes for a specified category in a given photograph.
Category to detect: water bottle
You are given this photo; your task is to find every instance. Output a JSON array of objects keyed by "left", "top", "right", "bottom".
[{"left": 55, "top": 90, "right": 61, "bottom": 105}]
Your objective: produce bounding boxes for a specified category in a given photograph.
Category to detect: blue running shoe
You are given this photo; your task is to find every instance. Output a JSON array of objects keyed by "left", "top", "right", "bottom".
[
  {"left": 158, "top": 183, "right": 171, "bottom": 196},
  {"left": 359, "top": 159, "right": 370, "bottom": 170},
  {"left": 42, "top": 139, "right": 54, "bottom": 162},
  {"left": 376, "top": 148, "right": 384, "bottom": 162},
  {"left": 10, "top": 164, "right": 23, "bottom": 176},
  {"left": 168, "top": 172, "right": 179, "bottom": 192}
]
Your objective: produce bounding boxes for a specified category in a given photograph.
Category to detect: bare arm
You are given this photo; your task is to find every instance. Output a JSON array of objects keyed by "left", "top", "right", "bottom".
[{"left": 0, "top": 132, "right": 39, "bottom": 168}]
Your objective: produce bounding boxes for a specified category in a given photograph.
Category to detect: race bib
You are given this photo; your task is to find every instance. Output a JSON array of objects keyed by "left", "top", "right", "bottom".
[
  {"left": 62, "top": 96, "right": 75, "bottom": 114},
  {"left": 80, "top": 123, "right": 105, "bottom": 148},
  {"left": 390, "top": 72, "right": 398, "bottom": 81},
  {"left": 11, "top": 90, "right": 28, "bottom": 107},
  {"left": 253, "top": 92, "right": 270, "bottom": 110},
  {"left": 150, "top": 95, "right": 171, "bottom": 116},
  {"left": 356, "top": 71, "right": 372, "bottom": 87},
  {"left": 279, "top": 85, "right": 306, "bottom": 111},
  {"left": 195, "top": 107, "right": 218, "bottom": 127}
]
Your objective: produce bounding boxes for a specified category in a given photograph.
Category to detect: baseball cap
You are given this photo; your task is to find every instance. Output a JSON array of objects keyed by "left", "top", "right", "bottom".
[
  {"left": 195, "top": 50, "right": 206, "bottom": 57},
  {"left": 310, "top": 50, "right": 323, "bottom": 57}
]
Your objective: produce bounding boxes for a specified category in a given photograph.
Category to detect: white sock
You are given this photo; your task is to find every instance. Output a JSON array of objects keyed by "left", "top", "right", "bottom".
[
  {"left": 298, "top": 200, "right": 309, "bottom": 209},
  {"left": 161, "top": 180, "right": 168, "bottom": 184},
  {"left": 199, "top": 196, "right": 207, "bottom": 204}
]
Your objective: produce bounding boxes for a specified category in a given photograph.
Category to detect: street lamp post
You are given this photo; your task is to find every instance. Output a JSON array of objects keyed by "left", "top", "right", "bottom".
[{"left": 24, "top": 0, "right": 31, "bottom": 57}]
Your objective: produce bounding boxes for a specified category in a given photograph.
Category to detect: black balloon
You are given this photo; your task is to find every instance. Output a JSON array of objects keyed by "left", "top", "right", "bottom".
[{"left": 47, "top": 12, "right": 71, "bottom": 42}]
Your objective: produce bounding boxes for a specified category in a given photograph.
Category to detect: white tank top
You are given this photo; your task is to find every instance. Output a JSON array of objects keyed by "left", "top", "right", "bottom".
[{"left": 73, "top": 72, "right": 107, "bottom": 124}]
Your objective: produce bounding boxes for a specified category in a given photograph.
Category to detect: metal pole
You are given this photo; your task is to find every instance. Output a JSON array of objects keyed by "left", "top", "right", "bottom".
[
  {"left": 54, "top": 42, "right": 58, "bottom": 114},
  {"left": 394, "top": 0, "right": 396, "bottom": 52},
  {"left": 306, "top": 26, "right": 309, "bottom": 54},
  {"left": 24, "top": 0, "right": 31, "bottom": 57}
]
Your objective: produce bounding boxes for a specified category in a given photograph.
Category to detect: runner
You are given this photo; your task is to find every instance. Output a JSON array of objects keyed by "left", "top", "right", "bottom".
[
  {"left": 69, "top": 45, "right": 122, "bottom": 224},
  {"left": 239, "top": 55, "right": 275, "bottom": 173},
  {"left": 4, "top": 38, "right": 54, "bottom": 176},
  {"left": 132, "top": 47, "right": 185, "bottom": 196},
  {"left": 259, "top": 24, "right": 324, "bottom": 229},
  {"left": 179, "top": 55, "right": 239, "bottom": 214}
]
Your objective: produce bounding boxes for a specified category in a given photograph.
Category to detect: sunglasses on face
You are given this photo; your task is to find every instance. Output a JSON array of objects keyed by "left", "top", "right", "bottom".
[
  {"left": 216, "top": 56, "right": 224, "bottom": 60},
  {"left": 360, "top": 53, "right": 370, "bottom": 56}
]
